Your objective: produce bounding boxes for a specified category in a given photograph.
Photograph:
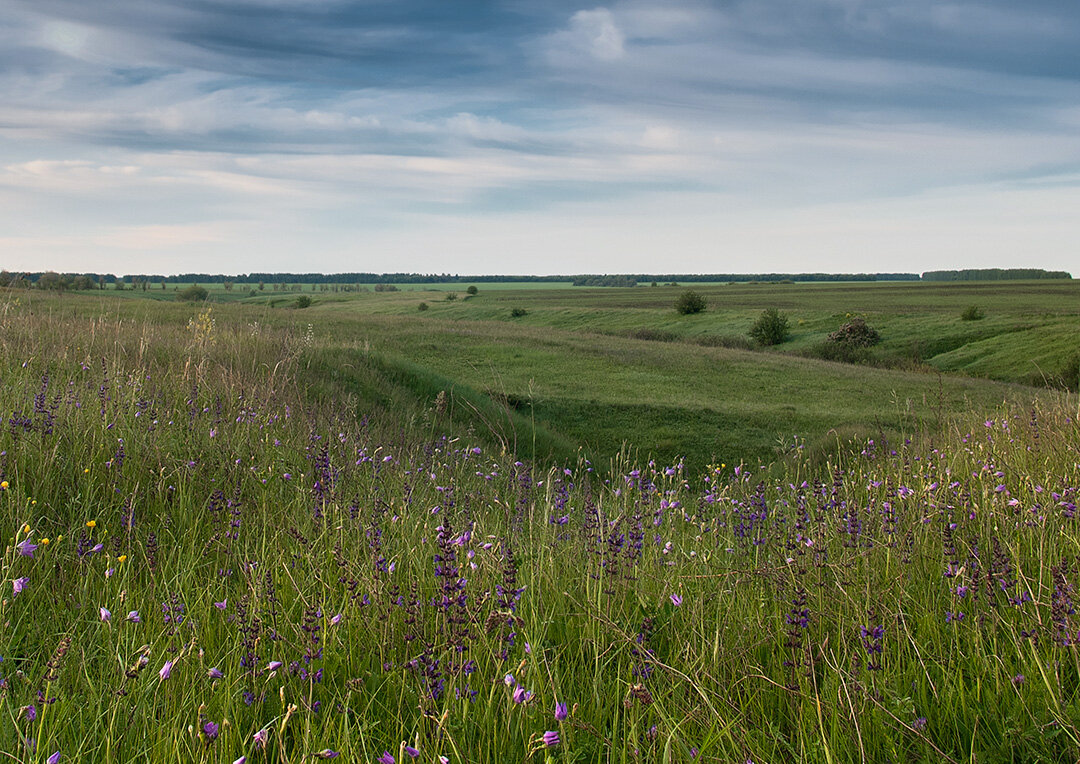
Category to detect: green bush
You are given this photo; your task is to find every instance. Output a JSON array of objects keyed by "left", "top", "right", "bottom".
[
  {"left": 177, "top": 285, "right": 208, "bottom": 302},
  {"left": 295, "top": 295, "right": 312, "bottom": 309},
  {"left": 960, "top": 305, "right": 985, "bottom": 321},
  {"left": 445, "top": 292, "right": 457, "bottom": 301},
  {"left": 417, "top": 302, "right": 429, "bottom": 312},
  {"left": 674, "top": 290, "right": 706, "bottom": 315},
  {"left": 827, "top": 317, "right": 880, "bottom": 348},
  {"left": 510, "top": 307, "right": 528, "bottom": 317},
  {"left": 749, "top": 307, "right": 790, "bottom": 346},
  {"left": 466, "top": 285, "right": 478, "bottom": 295}
]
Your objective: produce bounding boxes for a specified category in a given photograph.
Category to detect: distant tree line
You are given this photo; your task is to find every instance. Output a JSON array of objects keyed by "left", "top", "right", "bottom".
[
  {"left": 920, "top": 269, "right": 1072, "bottom": 281},
  {"left": 2, "top": 268, "right": 1071, "bottom": 291}
]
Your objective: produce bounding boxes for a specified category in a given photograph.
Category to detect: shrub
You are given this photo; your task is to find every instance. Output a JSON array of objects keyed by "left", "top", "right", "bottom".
[
  {"left": 510, "top": 307, "right": 528, "bottom": 317},
  {"left": 749, "top": 307, "right": 790, "bottom": 346},
  {"left": 445, "top": 292, "right": 457, "bottom": 301},
  {"left": 417, "top": 302, "right": 429, "bottom": 312},
  {"left": 674, "top": 290, "right": 706, "bottom": 315},
  {"left": 177, "top": 285, "right": 208, "bottom": 302},
  {"left": 466, "top": 285, "right": 478, "bottom": 295},
  {"left": 960, "top": 305, "right": 985, "bottom": 321},
  {"left": 295, "top": 295, "right": 312, "bottom": 309},
  {"left": 827, "top": 317, "right": 880, "bottom": 348}
]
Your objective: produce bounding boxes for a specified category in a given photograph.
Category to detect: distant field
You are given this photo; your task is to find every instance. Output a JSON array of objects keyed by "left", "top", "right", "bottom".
[{"left": 36, "top": 279, "right": 1077, "bottom": 473}]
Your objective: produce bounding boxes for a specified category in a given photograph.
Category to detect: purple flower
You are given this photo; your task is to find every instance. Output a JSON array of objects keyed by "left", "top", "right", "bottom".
[
  {"left": 13, "top": 577, "right": 29, "bottom": 597},
  {"left": 503, "top": 673, "right": 515, "bottom": 686},
  {"left": 125, "top": 610, "right": 141, "bottom": 623},
  {"left": 543, "top": 731, "right": 560, "bottom": 748},
  {"left": 555, "top": 701, "right": 569, "bottom": 721},
  {"left": 512, "top": 686, "right": 532, "bottom": 704},
  {"left": 403, "top": 745, "right": 420, "bottom": 758},
  {"left": 233, "top": 758, "right": 246, "bottom": 764},
  {"left": 47, "top": 753, "right": 61, "bottom": 764},
  {"left": 253, "top": 729, "right": 269, "bottom": 750},
  {"left": 266, "top": 660, "right": 283, "bottom": 672},
  {"left": 25, "top": 705, "right": 37, "bottom": 721},
  {"left": 330, "top": 613, "right": 343, "bottom": 626},
  {"left": 16, "top": 539, "right": 37, "bottom": 557},
  {"left": 208, "top": 667, "right": 223, "bottom": 679},
  {"left": 913, "top": 717, "right": 927, "bottom": 730},
  {"left": 316, "top": 751, "right": 339, "bottom": 760},
  {"left": 670, "top": 593, "right": 683, "bottom": 607},
  {"left": 158, "top": 660, "right": 173, "bottom": 681},
  {"left": 203, "top": 721, "right": 220, "bottom": 741},
  {"left": 377, "top": 752, "right": 395, "bottom": 764},
  {"left": 100, "top": 607, "right": 111, "bottom": 622},
  {"left": 213, "top": 599, "right": 227, "bottom": 610}
]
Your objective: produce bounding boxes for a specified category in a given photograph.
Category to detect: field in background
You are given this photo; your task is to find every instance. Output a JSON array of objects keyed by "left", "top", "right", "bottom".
[{"left": 49, "top": 279, "right": 1079, "bottom": 474}]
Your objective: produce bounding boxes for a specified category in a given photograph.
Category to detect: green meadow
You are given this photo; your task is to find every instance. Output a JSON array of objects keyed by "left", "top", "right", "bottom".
[{"left": 2, "top": 279, "right": 1079, "bottom": 763}]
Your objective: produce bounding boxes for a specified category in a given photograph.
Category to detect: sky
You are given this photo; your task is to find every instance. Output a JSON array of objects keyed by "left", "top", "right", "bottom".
[{"left": 1, "top": 0, "right": 1078, "bottom": 276}]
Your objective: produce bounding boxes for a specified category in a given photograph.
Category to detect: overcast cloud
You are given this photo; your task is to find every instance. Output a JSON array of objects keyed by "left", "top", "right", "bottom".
[{"left": 1, "top": 0, "right": 1078, "bottom": 275}]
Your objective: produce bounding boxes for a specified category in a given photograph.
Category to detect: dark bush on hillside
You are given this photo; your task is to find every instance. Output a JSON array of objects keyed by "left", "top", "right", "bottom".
[
  {"left": 674, "top": 290, "right": 706, "bottom": 315},
  {"left": 827, "top": 317, "right": 880, "bottom": 348},
  {"left": 749, "top": 307, "right": 790, "bottom": 346},
  {"left": 417, "top": 302, "right": 429, "bottom": 312},
  {"left": 177, "top": 285, "right": 208, "bottom": 302},
  {"left": 960, "top": 305, "right": 985, "bottom": 321},
  {"left": 510, "top": 307, "right": 528, "bottom": 317},
  {"left": 466, "top": 285, "right": 478, "bottom": 295},
  {"left": 445, "top": 292, "right": 457, "bottom": 301},
  {"left": 295, "top": 295, "right": 312, "bottom": 309}
]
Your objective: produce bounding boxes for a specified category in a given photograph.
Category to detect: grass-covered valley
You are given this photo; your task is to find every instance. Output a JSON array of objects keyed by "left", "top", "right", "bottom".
[{"left": 1, "top": 279, "right": 1078, "bottom": 763}]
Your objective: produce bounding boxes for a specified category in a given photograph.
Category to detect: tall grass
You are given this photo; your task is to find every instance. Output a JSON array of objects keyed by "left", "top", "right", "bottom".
[{"left": 1, "top": 293, "right": 1079, "bottom": 762}]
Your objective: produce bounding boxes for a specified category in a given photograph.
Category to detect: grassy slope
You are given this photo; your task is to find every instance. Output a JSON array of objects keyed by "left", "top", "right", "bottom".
[
  {"left": 45, "top": 280, "right": 1077, "bottom": 473},
  {"left": 304, "top": 304, "right": 1051, "bottom": 473}
]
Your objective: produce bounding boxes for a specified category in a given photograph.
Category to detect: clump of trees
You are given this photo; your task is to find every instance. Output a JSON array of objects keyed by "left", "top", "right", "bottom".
[
  {"left": 674, "top": 290, "right": 706, "bottom": 315},
  {"left": 749, "top": 308, "right": 791, "bottom": 346}
]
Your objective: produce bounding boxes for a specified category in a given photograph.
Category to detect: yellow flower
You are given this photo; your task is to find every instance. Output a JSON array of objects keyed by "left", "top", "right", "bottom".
[
  {"left": 118, "top": 555, "right": 127, "bottom": 563},
  {"left": 22, "top": 523, "right": 30, "bottom": 534},
  {"left": 41, "top": 537, "right": 50, "bottom": 545},
  {"left": 0, "top": 480, "right": 8, "bottom": 490},
  {"left": 84, "top": 468, "right": 90, "bottom": 474},
  {"left": 86, "top": 520, "right": 96, "bottom": 528}
]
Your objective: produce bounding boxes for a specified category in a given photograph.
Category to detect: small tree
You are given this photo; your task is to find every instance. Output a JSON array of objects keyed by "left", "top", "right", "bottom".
[
  {"left": 417, "top": 302, "right": 429, "bottom": 312},
  {"left": 960, "top": 305, "right": 984, "bottom": 321},
  {"left": 674, "top": 290, "right": 706, "bottom": 315},
  {"left": 295, "top": 295, "right": 312, "bottom": 309},
  {"left": 466, "top": 285, "right": 478, "bottom": 295},
  {"left": 177, "top": 284, "right": 209, "bottom": 302},
  {"left": 749, "top": 307, "right": 790, "bottom": 346}
]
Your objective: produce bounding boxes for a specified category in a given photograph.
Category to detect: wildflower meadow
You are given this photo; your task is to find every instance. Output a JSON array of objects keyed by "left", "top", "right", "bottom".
[{"left": 1, "top": 293, "right": 1079, "bottom": 763}]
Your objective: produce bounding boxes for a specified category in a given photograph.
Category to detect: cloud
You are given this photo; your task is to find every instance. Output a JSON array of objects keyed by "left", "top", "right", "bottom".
[{"left": 544, "top": 7, "right": 626, "bottom": 64}]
